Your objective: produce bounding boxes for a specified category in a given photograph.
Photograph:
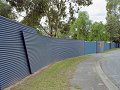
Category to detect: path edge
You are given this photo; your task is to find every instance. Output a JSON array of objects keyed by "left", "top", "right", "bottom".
[{"left": 96, "top": 61, "right": 119, "bottom": 90}]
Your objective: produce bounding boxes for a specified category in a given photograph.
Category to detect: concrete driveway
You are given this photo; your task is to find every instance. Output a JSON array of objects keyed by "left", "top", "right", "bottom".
[{"left": 70, "top": 49, "right": 120, "bottom": 90}]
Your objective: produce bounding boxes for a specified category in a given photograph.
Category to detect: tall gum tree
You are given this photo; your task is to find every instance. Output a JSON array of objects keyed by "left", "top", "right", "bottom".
[
  {"left": 70, "top": 11, "right": 91, "bottom": 40},
  {"left": 106, "top": 0, "right": 120, "bottom": 42},
  {"left": 3, "top": 0, "right": 92, "bottom": 37}
]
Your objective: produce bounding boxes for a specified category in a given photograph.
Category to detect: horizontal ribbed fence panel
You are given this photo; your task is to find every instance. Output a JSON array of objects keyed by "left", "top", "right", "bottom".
[
  {"left": 0, "top": 16, "right": 36, "bottom": 89},
  {"left": 0, "top": 16, "right": 117, "bottom": 89},
  {"left": 85, "top": 41, "right": 96, "bottom": 54},
  {"left": 23, "top": 31, "right": 85, "bottom": 73}
]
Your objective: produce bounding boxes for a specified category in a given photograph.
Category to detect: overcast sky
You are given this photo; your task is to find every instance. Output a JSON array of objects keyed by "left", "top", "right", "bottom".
[{"left": 80, "top": 0, "right": 107, "bottom": 23}]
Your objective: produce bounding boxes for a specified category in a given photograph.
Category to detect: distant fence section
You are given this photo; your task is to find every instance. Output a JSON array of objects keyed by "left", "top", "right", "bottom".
[
  {"left": 0, "top": 16, "right": 117, "bottom": 90},
  {"left": 104, "top": 42, "right": 110, "bottom": 50},
  {"left": 85, "top": 41, "right": 96, "bottom": 54},
  {"left": 96, "top": 41, "right": 105, "bottom": 53},
  {"left": 111, "top": 42, "right": 116, "bottom": 48}
]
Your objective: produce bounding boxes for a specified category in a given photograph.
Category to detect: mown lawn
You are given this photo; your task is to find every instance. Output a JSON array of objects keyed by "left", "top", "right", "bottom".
[{"left": 10, "top": 55, "right": 91, "bottom": 90}]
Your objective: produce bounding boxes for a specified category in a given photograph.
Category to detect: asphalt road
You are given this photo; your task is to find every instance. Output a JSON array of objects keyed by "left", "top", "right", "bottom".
[
  {"left": 70, "top": 49, "right": 120, "bottom": 90},
  {"left": 101, "top": 49, "right": 120, "bottom": 89}
]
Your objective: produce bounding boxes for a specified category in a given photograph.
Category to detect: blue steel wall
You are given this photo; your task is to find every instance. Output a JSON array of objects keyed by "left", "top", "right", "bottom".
[
  {"left": 111, "top": 42, "right": 116, "bottom": 48},
  {"left": 85, "top": 41, "right": 96, "bottom": 54},
  {"left": 104, "top": 43, "right": 110, "bottom": 50},
  {"left": 23, "top": 31, "right": 85, "bottom": 73},
  {"left": 0, "top": 16, "right": 36, "bottom": 89},
  {"left": 96, "top": 41, "right": 104, "bottom": 53},
  {"left": 0, "top": 16, "right": 117, "bottom": 89}
]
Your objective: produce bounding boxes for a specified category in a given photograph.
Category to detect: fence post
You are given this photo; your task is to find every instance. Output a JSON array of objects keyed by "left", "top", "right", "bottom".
[
  {"left": 96, "top": 41, "right": 104, "bottom": 53},
  {"left": 84, "top": 41, "right": 85, "bottom": 55}
]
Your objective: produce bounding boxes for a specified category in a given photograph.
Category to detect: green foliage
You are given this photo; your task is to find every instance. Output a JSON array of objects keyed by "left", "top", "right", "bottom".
[
  {"left": 106, "top": 14, "right": 120, "bottom": 41},
  {"left": 5, "top": 0, "right": 92, "bottom": 37},
  {"left": 70, "top": 11, "right": 91, "bottom": 40},
  {"left": 106, "top": 0, "right": 120, "bottom": 16},
  {"left": 106, "top": 0, "right": 120, "bottom": 42},
  {"left": 70, "top": 12, "right": 109, "bottom": 41},
  {"left": 0, "top": 0, "right": 15, "bottom": 19},
  {"left": 90, "top": 22, "right": 109, "bottom": 41}
]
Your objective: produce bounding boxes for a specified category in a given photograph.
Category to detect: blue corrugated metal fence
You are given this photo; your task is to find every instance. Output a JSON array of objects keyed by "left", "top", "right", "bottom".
[
  {"left": 85, "top": 41, "right": 96, "bottom": 54},
  {"left": 0, "top": 16, "right": 117, "bottom": 89}
]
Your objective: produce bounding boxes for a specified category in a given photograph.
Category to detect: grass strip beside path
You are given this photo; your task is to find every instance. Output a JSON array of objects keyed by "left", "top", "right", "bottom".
[
  {"left": 103, "top": 48, "right": 119, "bottom": 53},
  {"left": 10, "top": 55, "right": 91, "bottom": 90}
]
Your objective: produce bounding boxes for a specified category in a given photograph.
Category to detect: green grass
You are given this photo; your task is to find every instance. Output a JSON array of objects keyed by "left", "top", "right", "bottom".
[
  {"left": 103, "top": 48, "right": 119, "bottom": 53},
  {"left": 10, "top": 55, "right": 91, "bottom": 90}
]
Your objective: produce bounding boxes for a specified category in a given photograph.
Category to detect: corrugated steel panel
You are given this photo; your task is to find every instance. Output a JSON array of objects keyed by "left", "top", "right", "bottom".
[
  {"left": 0, "top": 16, "right": 115, "bottom": 89},
  {"left": 96, "top": 41, "right": 104, "bottom": 53},
  {"left": 111, "top": 42, "right": 116, "bottom": 48},
  {"left": 23, "top": 31, "right": 85, "bottom": 73},
  {"left": 85, "top": 41, "right": 96, "bottom": 54},
  {"left": 104, "top": 43, "right": 110, "bottom": 50},
  {"left": 0, "top": 16, "right": 36, "bottom": 89}
]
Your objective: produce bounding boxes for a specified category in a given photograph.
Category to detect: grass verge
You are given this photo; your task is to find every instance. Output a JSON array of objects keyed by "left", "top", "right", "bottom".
[
  {"left": 9, "top": 55, "right": 91, "bottom": 90},
  {"left": 103, "top": 48, "right": 119, "bottom": 53}
]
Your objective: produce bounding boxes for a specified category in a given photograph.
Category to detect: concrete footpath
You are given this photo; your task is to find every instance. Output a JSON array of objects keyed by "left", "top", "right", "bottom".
[{"left": 70, "top": 49, "right": 120, "bottom": 90}]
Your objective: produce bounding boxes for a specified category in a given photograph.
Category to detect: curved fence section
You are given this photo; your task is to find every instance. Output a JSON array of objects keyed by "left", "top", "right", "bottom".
[
  {"left": 0, "top": 16, "right": 36, "bottom": 89},
  {"left": 0, "top": 16, "right": 117, "bottom": 90},
  {"left": 22, "top": 31, "right": 85, "bottom": 73}
]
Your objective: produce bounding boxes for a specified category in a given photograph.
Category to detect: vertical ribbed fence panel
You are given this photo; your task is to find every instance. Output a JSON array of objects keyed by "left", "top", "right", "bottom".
[
  {"left": 23, "top": 31, "right": 85, "bottom": 73},
  {"left": 111, "top": 42, "right": 116, "bottom": 48},
  {"left": 96, "top": 41, "right": 104, "bottom": 53},
  {"left": 0, "top": 16, "right": 36, "bottom": 89},
  {"left": 85, "top": 41, "right": 96, "bottom": 54}
]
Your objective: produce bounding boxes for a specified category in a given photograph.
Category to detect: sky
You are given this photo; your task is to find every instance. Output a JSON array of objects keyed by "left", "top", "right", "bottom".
[{"left": 80, "top": 0, "right": 107, "bottom": 23}]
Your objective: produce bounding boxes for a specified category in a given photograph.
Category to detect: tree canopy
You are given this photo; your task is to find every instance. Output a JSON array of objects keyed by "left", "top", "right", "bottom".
[
  {"left": 0, "top": 0, "right": 15, "bottom": 19},
  {"left": 2, "top": 0, "right": 92, "bottom": 37},
  {"left": 1, "top": 0, "right": 118, "bottom": 42},
  {"left": 70, "top": 12, "right": 109, "bottom": 41},
  {"left": 106, "top": 0, "right": 120, "bottom": 42},
  {"left": 70, "top": 11, "right": 91, "bottom": 40},
  {"left": 90, "top": 22, "right": 109, "bottom": 41}
]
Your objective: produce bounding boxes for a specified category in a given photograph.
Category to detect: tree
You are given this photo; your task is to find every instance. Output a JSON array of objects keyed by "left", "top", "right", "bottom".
[
  {"left": 90, "top": 22, "right": 109, "bottom": 41},
  {"left": 106, "top": 14, "right": 120, "bottom": 41},
  {"left": 70, "top": 11, "right": 91, "bottom": 40},
  {"left": 106, "top": 0, "right": 120, "bottom": 17},
  {"left": 106, "top": 0, "right": 120, "bottom": 42},
  {"left": 5, "top": 0, "right": 92, "bottom": 37},
  {"left": 0, "top": 0, "right": 15, "bottom": 19}
]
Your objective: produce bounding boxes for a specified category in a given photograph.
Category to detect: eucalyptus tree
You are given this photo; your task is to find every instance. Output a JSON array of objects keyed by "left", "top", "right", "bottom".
[
  {"left": 106, "top": 0, "right": 120, "bottom": 42},
  {"left": 5, "top": 0, "right": 92, "bottom": 37},
  {"left": 70, "top": 11, "right": 91, "bottom": 40},
  {"left": 90, "top": 22, "right": 109, "bottom": 41},
  {"left": 0, "top": 0, "right": 15, "bottom": 19}
]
